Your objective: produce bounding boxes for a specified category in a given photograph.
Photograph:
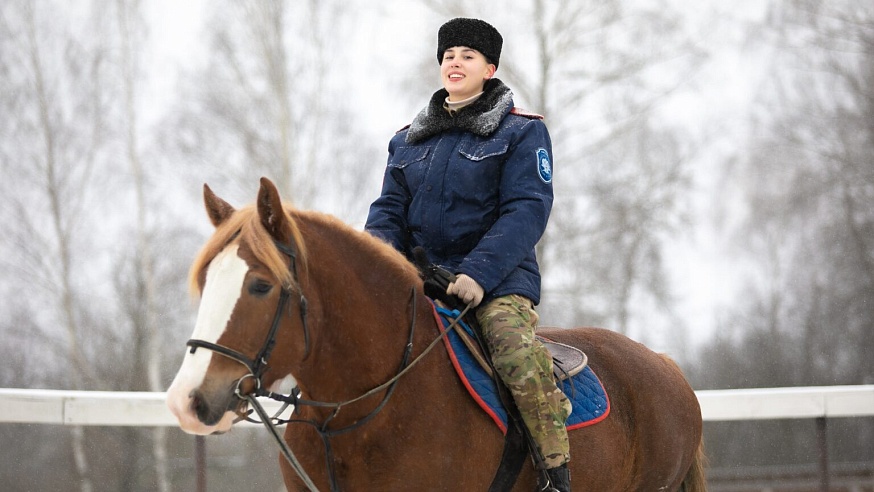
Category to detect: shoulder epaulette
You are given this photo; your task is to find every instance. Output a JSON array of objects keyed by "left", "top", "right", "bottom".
[
  {"left": 396, "top": 123, "right": 412, "bottom": 134},
  {"left": 510, "top": 107, "right": 544, "bottom": 120}
]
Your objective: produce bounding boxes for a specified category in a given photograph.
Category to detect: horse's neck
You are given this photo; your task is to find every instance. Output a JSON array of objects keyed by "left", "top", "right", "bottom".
[{"left": 296, "top": 218, "right": 425, "bottom": 399}]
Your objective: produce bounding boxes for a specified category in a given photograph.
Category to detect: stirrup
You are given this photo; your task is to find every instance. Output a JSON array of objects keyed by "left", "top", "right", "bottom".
[{"left": 536, "top": 463, "right": 570, "bottom": 492}]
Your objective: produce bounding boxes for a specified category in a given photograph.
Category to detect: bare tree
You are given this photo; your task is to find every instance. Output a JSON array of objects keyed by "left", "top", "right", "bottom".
[
  {"left": 734, "top": 0, "right": 874, "bottom": 384},
  {"left": 162, "top": 0, "right": 381, "bottom": 220},
  {"left": 0, "top": 1, "right": 116, "bottom": 489},
  {"left": 111, "top": 0, "right": 173, "bottom": 488},
  {"left": 694, "top": 0, "right": 874, "bottom": 473}
]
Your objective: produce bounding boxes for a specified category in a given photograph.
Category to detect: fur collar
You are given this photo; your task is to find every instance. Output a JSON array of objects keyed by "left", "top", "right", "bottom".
[{"left": 406, "top": 79, "right": 513, "bottom": 144}]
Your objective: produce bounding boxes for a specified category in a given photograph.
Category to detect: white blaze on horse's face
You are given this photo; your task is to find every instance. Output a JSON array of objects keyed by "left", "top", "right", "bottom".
[{"left": 166, "top": 244, "right": 248, "bottom": 435}]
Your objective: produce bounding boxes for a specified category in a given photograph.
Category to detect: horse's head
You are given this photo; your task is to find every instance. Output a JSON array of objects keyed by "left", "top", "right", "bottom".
[{"left": 166, "top": 177, "right": 308, "bottom": 435}]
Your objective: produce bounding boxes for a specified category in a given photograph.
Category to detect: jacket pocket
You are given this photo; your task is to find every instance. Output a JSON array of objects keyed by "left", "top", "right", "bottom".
[
  {"left": 452, "top": 137, "right": 506, "bottom": 201},
  {"left": 388, "top": 146, "right": 431, "bottom": 194},
  {"left": 389, "top": 146, "right": 430, "bottom": 169},
  {"left": 457, "top": 138, "right": 509, "bottom": 161}
]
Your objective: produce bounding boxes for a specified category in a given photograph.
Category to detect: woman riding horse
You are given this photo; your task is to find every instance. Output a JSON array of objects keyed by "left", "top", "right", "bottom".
[
  {"left": 166, "top": 177, "right": 706, "bottom": 491},
  {"left": 364, "top": 17, "right": 571, "bottom": 491}
]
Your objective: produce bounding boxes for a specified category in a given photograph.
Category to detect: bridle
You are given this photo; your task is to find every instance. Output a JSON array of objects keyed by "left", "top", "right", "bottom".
[
  {"left": 185, "top": 238, "right": 321, "bottom": 488},
  {"left": 184, "top": 236, "right": 472, "bottom": 492},
  {"left": 186, "top": 240, "right": 310, "bottom": 390}
]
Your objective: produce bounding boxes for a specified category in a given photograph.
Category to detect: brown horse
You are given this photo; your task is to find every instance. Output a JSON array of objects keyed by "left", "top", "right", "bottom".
[{"left": 166, "top": 177, "right": 706, "bottom": 491}]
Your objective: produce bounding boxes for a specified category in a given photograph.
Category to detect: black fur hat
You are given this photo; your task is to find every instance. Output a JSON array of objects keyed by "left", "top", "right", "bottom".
[{"left": 437, "top": 18, "right": 503, "bottom": 68}]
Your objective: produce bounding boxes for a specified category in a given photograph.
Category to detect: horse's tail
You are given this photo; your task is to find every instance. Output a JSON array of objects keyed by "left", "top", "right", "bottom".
[{"left": 681, "top": 436, "right": 708, "bottom": 491}]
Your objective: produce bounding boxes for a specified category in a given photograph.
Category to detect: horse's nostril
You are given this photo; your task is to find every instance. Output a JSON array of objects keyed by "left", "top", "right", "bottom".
[
  {"left": 190, "top": 390, "right": 209, "bottom": 421},
  {"left": 189, "top": 389, "right": 228, "bottom": 426}
]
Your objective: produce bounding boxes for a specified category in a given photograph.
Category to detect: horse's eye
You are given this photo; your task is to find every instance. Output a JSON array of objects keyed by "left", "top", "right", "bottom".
[{"left": 249, "top": 280, "right": 273, "bottom": 296}]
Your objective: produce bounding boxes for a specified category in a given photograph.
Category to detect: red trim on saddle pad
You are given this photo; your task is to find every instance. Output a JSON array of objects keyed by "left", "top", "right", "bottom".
[
  {"left": 430, "top": 302, "right": 612, "bottom": 434},
  {"left": 430, "top": 302, "right": 509, "bottom": 434}
]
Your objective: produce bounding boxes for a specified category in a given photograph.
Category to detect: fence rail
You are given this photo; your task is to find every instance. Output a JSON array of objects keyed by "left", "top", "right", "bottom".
[
  {"left": 2, "top": 385, "right": 873, "bottom": 492},
  {"left": 0, "top": 388, "right": 283, "bottom": 427},
  {"left": 0, "top": 385, "right": 872, "bottom": 425},
  {"left": 695, "top": 385, "right": 874, "bottom": 420}
]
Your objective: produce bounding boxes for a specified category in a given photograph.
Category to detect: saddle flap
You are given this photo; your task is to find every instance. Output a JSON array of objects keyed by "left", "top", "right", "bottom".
[{"left": 540, "top": 338, "right": 588, "bottom": 381}]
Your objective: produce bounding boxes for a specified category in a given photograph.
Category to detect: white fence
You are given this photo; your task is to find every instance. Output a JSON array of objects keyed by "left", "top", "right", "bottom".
[
  {"left": 0, "top": 388, "right": 283, "bottom": 426},
  {"left": 695, "top": 385, "right": 874, "bottom": 421},
  {"left": 0, "top": 385, "right": 873, "bottom": 425},
  {"left": 1, "top": 385, "right": 872, "bottom": 491}
]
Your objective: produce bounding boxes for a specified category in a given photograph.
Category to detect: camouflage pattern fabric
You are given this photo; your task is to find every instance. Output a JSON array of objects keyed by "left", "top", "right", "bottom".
[{"left": 476, "top": 294, "right": 572, "bottom": 469}]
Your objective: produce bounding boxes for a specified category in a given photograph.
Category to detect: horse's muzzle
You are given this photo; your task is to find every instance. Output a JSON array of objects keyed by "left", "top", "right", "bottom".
[
  {"left": 167, "top": 380, "right": 239, "bottom": 435},
  {"left": 190, "top": 388, "right": 236, "bottom": 426}
]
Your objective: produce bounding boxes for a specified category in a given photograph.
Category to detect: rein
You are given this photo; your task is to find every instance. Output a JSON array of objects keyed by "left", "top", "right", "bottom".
[
  {"left": 261, "top": 296, "right": 471, "bottom": 492},
  {"left": 184, "top": 236, "right": 472, "bottom": 492}
]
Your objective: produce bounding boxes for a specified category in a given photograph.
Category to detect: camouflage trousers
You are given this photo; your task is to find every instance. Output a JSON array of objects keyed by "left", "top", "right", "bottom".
[{"left": 476, "top": 294, "right": 572, "bottom": 469}]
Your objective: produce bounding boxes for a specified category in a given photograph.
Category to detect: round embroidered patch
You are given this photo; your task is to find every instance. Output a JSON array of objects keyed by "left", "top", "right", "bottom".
[{"left": 536, "top": 148, "right": 552, "bottom": 183}]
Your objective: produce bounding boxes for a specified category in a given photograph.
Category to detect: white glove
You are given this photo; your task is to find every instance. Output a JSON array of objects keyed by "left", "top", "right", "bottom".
[{"left": 447, "top": 274, "right": 485, "bottom": 307}]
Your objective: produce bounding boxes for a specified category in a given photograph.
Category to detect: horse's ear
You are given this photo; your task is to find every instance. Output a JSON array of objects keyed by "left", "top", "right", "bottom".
[
  {"left": 203, "top": 183, "right": 235, "bottom": 227},
  {"left": 257, "top": 177, "right": 290, "bottom": 242}
]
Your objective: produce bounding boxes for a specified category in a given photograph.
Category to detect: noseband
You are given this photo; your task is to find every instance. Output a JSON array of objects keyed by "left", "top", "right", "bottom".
[{"left": 186, "top": 239, "right": 309, "bottom": 393}]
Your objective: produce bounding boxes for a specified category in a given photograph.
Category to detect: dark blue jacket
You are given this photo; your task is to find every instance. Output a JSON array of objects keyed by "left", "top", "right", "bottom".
[{"left": 365, "top": 79, "right": 553, "bottom": 305}]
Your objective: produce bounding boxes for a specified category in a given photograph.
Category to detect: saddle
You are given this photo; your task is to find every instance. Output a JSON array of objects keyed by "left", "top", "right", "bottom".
[
  {"left": 440, "top": 305, "right": 588, "bottom": 381},
  {"left": 411, "top": 246, "right": 588, "bottom": 380}
]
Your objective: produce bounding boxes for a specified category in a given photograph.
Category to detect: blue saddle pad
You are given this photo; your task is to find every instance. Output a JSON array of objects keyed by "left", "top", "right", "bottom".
[{"left": 433, "top": 304, "right": 610, "bottom": 434}]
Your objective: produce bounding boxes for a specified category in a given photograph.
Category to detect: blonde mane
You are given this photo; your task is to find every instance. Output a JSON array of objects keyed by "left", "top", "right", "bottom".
[
  {"left": 189, "top": 203, "right": 422, "bottom": 300},
  {"left": 188, "top": 204, "right": 308, "bottom": 296}
]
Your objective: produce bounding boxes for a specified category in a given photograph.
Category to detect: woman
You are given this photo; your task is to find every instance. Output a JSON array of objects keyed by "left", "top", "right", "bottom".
[{"left": 365, "top": 18, "right": 571, "bottom": 491}]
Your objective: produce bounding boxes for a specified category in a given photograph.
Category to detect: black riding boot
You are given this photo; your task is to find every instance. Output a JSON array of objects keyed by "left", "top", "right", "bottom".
[{"left": 538, "top": 463, "right": 571, "bottom": 492}]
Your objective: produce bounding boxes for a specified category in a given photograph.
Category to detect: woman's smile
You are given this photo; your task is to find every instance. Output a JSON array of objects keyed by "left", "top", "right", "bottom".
[{"left": 441, "top": 46, "right": 495, "bottom": 101}]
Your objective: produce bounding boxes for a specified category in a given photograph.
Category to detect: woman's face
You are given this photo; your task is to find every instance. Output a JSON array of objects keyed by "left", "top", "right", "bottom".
[{"left": 440, "top": 47, "right": 496, "bottom": 101}]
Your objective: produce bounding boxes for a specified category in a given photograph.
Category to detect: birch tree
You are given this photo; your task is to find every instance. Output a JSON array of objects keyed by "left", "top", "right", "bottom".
[
  {"left": 163, "top": 0, "right": 380, "bottom": 220},
  {"left": 111, "top": 0, "right": 172, "bottom": 488},
  {"left": 0, "top": 1, "right": 114, "bottom": 489},
  {"left": 694, "top": 0, "right": 874, "bottom": 472},
  {"left": 732, "top": 0, "right": 874, "bottom": 386}
]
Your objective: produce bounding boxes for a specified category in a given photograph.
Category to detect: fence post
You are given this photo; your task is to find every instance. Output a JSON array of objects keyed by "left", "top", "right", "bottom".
[
  {"left": 195, "top": 435, "right": 206, "bottom": 492},
  {"left": 815, "top": 417, "right": 829, "bottom": 492}
]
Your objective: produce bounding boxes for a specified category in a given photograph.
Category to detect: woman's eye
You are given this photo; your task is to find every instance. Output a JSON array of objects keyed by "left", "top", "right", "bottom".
[{"left": 249, "top": 280, "right": 273, "bottom": 296}]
